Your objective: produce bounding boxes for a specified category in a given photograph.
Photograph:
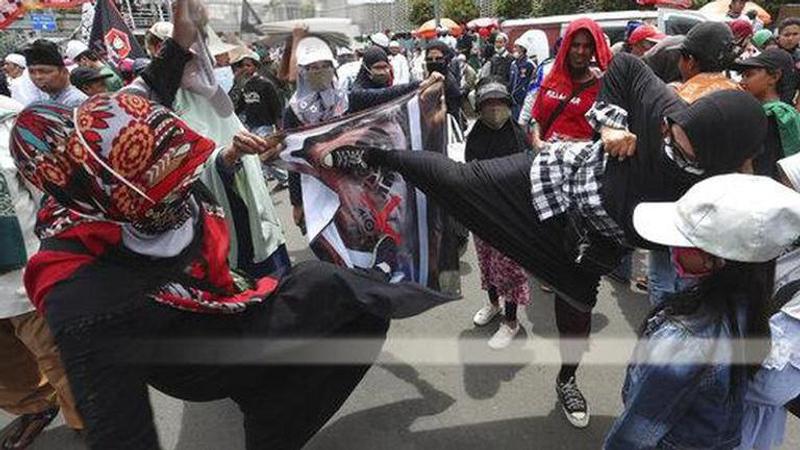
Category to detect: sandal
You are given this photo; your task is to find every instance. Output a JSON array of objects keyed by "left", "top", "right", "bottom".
[{"left": 0, "top": 406, "right": 59, "bottom": 449}]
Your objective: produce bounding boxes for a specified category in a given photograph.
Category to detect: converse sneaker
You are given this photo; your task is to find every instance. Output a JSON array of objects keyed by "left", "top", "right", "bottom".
[
  {"left": 556, "top": 376, "right": 590, "bottom": 428},
  {"left": 488, "top": 322, "right": 520, "bottom": 350},
  {"left": 472, "top": 303, "right": 501, "bottom": 326},
  {"left": 321, "top": 145, "right": 369, "bottom": 171}
]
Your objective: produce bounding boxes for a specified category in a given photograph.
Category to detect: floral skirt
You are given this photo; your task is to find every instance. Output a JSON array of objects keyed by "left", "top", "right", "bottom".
[{"left": 474, "top": 236, "right": 531, "bottom": 305}]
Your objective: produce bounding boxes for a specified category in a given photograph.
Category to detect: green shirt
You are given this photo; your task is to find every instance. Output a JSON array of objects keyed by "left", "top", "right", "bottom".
[{"left": 100, "top": 64, "right": 124, "bottom": 92}]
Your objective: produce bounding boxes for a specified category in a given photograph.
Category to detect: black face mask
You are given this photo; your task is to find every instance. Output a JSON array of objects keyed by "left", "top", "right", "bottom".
[{"left": 426, "top": 61, "right": 447, "bottom": 75}]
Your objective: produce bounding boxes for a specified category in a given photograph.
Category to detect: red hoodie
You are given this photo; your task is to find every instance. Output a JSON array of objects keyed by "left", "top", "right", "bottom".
[{"left": 531, "top": 18, "right": 612, "bottom": 141}]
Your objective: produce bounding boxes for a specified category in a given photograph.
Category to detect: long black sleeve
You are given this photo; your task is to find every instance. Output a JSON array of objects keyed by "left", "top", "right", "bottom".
[
  {"left": 139, "top": 38, "right": 193, "bottom": 108},
  {"left": 348, "top": 81, "right": 421, "bottom": 114}
]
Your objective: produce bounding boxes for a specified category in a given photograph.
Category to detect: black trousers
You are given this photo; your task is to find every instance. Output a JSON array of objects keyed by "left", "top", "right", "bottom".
[
  {"left": 370, "top": 150, "right": 598, "bottom": 375},
  {"left": 47, "top": 261, "right": 452, "bottom": 450},
  {"left": 370, "top": 150, "right": 601, "bottom": 309}
]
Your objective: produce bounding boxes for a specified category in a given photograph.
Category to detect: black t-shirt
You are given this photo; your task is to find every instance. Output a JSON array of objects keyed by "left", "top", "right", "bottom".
[
  {"left": 755, "top": 115, "right": 783, "bottom": 179},
  {"left": 465, "top": 120, "right": 530, "bottom": 162},
  {"left": 236, "top": 74, "right": 283, "bottom": 130},
  {"left": 779, "top": 47, "right": 800, "bottom": 105}
]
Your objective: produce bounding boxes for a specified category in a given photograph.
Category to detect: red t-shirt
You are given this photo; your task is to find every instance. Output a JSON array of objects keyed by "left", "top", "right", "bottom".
[{"left": 533, "top": 79, "right": 600, "bottom": 141}]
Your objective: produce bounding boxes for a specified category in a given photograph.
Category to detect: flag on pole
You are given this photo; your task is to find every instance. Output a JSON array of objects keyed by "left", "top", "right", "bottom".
[
  {"left": 240, "top": 0, "right": 263, "bottom": 35},
  {"left": 89, "top": 0, "right": 146, "bottom": 62}
]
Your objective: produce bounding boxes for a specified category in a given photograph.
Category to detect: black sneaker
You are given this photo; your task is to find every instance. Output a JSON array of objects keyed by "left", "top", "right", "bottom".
[
  {"left": 321, "top": 145, "right": 369, "bottom": 171},
  {"left": 556, "top": 376, "right": 590, "bottom": 428}
]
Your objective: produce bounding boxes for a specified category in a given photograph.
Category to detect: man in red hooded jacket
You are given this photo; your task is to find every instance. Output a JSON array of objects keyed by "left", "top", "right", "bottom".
[{"left": 531, "top": 19, "right": 613, "bottom": 146}]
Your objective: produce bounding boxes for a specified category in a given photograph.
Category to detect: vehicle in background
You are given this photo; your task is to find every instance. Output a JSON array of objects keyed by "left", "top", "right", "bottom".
[{"left": 501, "top": 8, "right": 716, "bottom": 56}]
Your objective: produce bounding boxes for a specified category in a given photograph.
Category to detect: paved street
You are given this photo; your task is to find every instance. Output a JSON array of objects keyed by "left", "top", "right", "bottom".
[{"left": 4, "top": 185, "right": 799, "bottom": 450}]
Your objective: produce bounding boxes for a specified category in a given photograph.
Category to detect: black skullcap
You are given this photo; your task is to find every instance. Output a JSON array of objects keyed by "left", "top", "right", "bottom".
[
  {"left": 23, "top": 39, "right": 65, "bottom": 67},
  {"left": 667, "top": 90, "right": 767, "bottom": 175}
]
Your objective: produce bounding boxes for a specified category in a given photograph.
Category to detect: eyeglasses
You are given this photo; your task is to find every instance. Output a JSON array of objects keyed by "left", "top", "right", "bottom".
[{"left": 663, "top": 119, "right": 702, "bottom": 173}]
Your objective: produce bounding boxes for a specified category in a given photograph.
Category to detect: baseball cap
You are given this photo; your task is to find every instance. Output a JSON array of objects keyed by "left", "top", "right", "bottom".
[
  {"left": 70, "top": 66, "right": 112, "bottom": 87},
  {"left": 628, "top": 25, "right": 665, "bottom": 46},
  {"left": 476, "top": 79, "right": 511, "bottom": 106},
  {"left": 633, "top": 174, "right": 800, "bottom": 262},
  {"left": 752, "top": 29, "right": 774, "bottom": 49},
  {"left": 673, "top": 22, "right": 734, "bottom": 68},
  {"left": 295, "top": 37, "right": 336, "bottom": 66},
  {"left": 230, "top": 49, "right": 260, "bottom": 65},
  {"left": 733, "top": 48, "right": 794, "bottom": 73}
]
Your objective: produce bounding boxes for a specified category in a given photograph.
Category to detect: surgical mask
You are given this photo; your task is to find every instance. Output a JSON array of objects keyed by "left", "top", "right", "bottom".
[
  {"left": 213, "top": 66, "right": 234, "bottom": 93},
  {"left": 306, "top": 67, "right": 335, "bottom": 92},
  {"left": 512, "top": 51, "right": 521, "bottom": 59},
  {"left": 495, "top": 44, "right": 506, "bottom": 53},
  {"left": 426, "top": 60, "right": 447, "bottom": 76},
  {"left": 480, "top": 105, "right": 511, "bottom": 130}
]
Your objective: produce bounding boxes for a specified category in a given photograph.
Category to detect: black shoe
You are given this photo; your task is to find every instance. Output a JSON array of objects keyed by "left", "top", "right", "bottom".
[
  {"left": 321, "top": 145, "right": 370, "bottom": 171},
  {"left": 556, "top": 376, "right": 589, "bottom": 428}
]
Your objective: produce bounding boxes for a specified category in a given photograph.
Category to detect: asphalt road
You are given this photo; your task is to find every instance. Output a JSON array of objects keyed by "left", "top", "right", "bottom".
[{"left": 4, "top": 185, "right": 799, "bottom": 450}]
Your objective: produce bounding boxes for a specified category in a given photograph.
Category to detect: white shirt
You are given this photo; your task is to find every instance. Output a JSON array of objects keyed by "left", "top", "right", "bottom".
[
  {"left": 8, "top": 71, "right": 48, "bottom": 107},
  {"left": 390, "top": 53, "right": 411, "bottom": 85}
]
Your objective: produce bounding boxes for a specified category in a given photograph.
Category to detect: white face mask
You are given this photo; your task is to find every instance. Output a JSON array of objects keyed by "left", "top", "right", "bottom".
[{"left": 213, "top": 66, "right": 234, "bottom": 93}]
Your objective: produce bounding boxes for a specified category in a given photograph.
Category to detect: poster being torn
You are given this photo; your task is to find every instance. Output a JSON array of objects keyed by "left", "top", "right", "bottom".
[{"left": 278, "top": 87, "right": 447, "bottom": 288}]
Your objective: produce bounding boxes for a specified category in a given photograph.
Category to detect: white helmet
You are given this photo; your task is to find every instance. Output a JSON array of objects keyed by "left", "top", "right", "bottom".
[
  {"left": 296, "top": 36, "right": 336, "bottom": 67},
  {"left": 147, "top": 22, "right": 174, "bottom": 41},
  {"left": 65, "top": 40, "right": 90, "bottom": 61}
]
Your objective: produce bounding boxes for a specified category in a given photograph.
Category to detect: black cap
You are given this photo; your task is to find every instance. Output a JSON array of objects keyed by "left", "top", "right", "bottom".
[
  {"left": 23, "top": 39, "right": 64, "bottom": 67},
  {"left": 476, "top": 78, "right": 511, "bottom": 106},
  {"left": 70, "top": 67, "right": 112, "bottom": 87},
  {"left": 733, "top": 48, "right": 795, "bottom": 73},
  {"left": 675, "top": 22, "right": 734, "bottom": 69}
]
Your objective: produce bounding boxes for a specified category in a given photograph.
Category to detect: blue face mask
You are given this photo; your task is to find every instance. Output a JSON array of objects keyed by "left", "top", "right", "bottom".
[{"left": 214, "top": 66, "right": 235, "bottom": 93}]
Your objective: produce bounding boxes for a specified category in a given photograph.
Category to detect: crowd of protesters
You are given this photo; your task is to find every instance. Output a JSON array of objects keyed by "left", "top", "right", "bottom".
[{"left": 2, "top": 0, "right": 800, "bottom": 448}]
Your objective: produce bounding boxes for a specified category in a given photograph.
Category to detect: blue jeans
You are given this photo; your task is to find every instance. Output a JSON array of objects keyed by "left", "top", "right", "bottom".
[{"left": 647, "top": 249, "right": 697, "bottom": 306}]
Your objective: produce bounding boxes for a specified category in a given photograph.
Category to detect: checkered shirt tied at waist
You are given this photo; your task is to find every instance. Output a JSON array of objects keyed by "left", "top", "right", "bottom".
[{"left": 529, "top": 102, "right": 629, "bottom": 244}]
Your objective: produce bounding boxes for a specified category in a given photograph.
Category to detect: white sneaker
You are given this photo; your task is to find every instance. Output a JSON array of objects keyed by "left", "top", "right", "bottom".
[
  {"left": 472, "top": 303, "right": 501, "bottom": 326},
  {"left": 488, "top": 322, "right": 520, "bottom": 350}
]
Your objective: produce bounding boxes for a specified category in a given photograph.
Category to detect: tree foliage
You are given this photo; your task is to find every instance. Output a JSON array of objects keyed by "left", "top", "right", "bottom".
[
  {"left": 443, "top": 0, "right": 481, "bottom": 24},
  {"left": 494, "top": 0, "right": 535, "bottom": 19},
  {"left": 409, "top": 0, "right": 434, "bottom": 26}
]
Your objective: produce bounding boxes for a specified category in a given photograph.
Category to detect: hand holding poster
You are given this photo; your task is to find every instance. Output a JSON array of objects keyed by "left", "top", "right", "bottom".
[{"left": 278, "top": 84, "right": 448, "bottom": 289}]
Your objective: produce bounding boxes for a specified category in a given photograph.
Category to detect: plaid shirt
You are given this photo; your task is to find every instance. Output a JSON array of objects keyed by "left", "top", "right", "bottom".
[{"left": 529, "top": 102, "right": 628, "bottom": 244}]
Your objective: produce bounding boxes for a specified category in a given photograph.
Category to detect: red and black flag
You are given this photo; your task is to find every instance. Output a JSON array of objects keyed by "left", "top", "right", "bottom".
[{"left": 89, "top": 0, "right": 146, "bottom": 62}]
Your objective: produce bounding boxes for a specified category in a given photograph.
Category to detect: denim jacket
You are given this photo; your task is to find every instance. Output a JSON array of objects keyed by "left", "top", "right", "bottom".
[{"left": 604, "top": 302, "right": 747, "bottom": 450}]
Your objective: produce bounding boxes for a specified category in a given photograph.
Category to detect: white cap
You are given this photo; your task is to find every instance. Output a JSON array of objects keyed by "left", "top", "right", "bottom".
[
  {"left": 4, "top": 53, "right": 26, "bottom": 68},
  {"left": 230, "top": 49, "right": 260, "bottom": 65},
  {"left": 370, "top": 32, "right": 390, "bottom": 48},
  {"left": 65, "top": 40, "right": 90, "bottom": 61},
  {"left": 389, "top": 40, "right": 401, "bottom": 48},
  {"left": 147, "top": 22, "right": 174, "bottom": 41},
  {"left": 295, "top": 36, "right": 336, "bottom": 66},
  {"left": 633, "top": 174, "right": 800, "bottom": 263},
  {"left": 495, "top": 32, "right": 509, "bottom": 43},
  {"left": 778, "top": 153, "right": 800, "bottom": 191}
]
